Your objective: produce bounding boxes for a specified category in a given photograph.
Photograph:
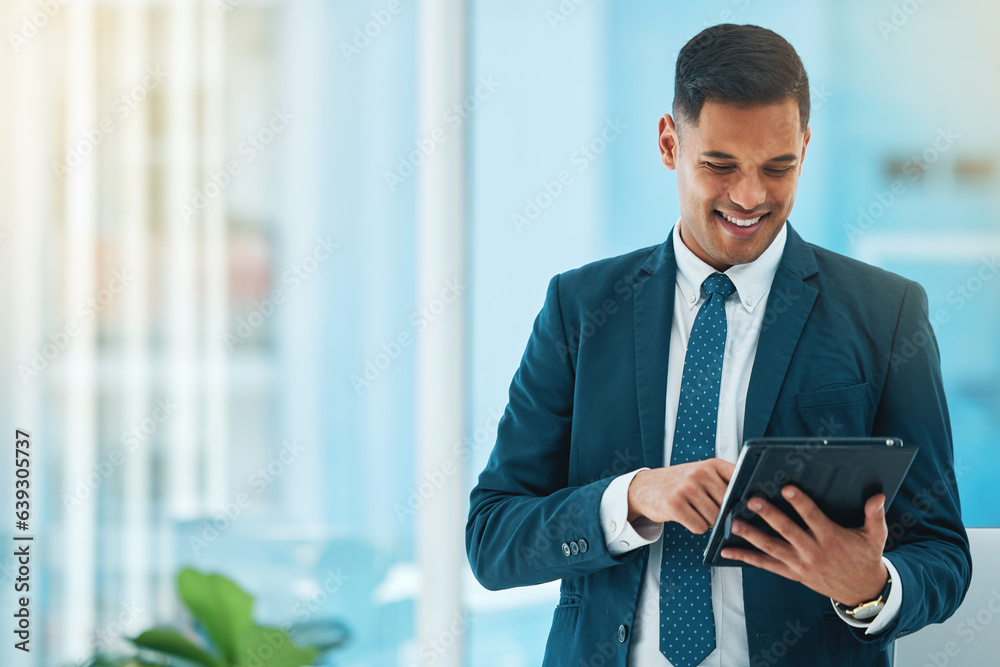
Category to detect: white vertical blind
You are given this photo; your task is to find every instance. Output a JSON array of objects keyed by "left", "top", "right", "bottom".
[
  {"left": 165, "top": 0, "right": 200, "bottom": 519},
  {"left": 416, "top": 1, "right": 468, "bottom": 665},
  {"left": 62, "top": 0, "right": 99, "bottom": 658},
  {"left": 202, "top": 0, "right": 230, "bottom": 512},
  {"left": 119, "top": 0, "right": 153, "bottom": 636}
]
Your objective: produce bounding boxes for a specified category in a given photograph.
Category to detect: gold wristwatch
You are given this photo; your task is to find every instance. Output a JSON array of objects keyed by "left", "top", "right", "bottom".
[{"left": 835, "top": 575, "right": 892, "bottom": 621}]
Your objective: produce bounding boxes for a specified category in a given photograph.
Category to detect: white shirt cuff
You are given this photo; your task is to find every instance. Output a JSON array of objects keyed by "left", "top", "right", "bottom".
[
  {"left": 599, "top": 468, "right": 663, "bottom": 556},
  {"left": 831, "top": 555, "right": 902, "bottom": 634}
]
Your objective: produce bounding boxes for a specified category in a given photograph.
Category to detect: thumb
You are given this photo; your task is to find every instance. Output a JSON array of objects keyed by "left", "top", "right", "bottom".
[{"left": 865, "top": 493, "right": 887, "bottom": 530}]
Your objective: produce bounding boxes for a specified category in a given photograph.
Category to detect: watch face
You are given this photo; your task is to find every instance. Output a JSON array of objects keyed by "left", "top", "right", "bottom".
[{"left": 852, "top": 603, "right": 884, "bottom": 621}]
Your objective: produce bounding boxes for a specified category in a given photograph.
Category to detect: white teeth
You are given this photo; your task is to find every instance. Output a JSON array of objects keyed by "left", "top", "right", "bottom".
[{"left": 721, "top": 213, "right": 762, "bottom": 227}]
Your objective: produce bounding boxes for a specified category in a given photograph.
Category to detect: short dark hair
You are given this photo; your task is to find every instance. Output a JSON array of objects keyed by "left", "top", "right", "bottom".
[{"left": 673, "top": 24, "right": 810, "bottom": 132}]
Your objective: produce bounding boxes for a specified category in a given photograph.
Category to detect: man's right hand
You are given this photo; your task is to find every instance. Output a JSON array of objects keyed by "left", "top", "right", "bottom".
[{"left": 626, "top": 459, "right": 735, "bottom": 534}]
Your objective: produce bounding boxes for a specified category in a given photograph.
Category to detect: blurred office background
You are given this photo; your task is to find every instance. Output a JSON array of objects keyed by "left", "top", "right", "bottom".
[{"left": 0, "top": 0, "right": 997, "bottom": 665}]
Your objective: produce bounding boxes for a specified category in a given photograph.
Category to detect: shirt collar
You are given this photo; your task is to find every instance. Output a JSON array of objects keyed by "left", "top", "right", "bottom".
[{"left": 672, "top": 219, "right": 787, "bottom": 314}]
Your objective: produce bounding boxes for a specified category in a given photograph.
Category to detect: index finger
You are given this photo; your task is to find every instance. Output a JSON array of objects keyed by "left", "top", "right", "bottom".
[
  {"left": 703, "top": 459, "right": 735, "bottom": 506},
  {"left": 709, "top": 458, "right": 736, "bottom": 483},
  {"left": 780, "top": 485, "right": 834, "bottom": 536}
]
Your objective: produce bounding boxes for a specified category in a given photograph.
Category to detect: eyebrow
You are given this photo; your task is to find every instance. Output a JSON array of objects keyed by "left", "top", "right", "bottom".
[{"left": 702, "top": 151, "right": 798, "bottom": 162}]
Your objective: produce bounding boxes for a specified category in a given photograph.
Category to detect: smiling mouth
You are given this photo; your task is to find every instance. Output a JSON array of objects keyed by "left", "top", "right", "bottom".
[{"left": 716, "top": 210, "right": 767, "bottom": 229}]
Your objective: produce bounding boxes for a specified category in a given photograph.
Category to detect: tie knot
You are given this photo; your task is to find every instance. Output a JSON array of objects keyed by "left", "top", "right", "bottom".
[{"left": 702, "top": 273, "right": 736, "bottom": 299}]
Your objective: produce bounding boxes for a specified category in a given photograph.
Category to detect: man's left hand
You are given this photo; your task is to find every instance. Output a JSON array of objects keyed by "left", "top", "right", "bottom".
[{"left": 721, "top": 485, "right": 889, "bottom": 606}]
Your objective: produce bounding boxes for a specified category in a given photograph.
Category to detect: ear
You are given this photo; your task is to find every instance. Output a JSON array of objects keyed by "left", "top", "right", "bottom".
[
  {"left": 658, "top": 114, "right": 680, "bottom": 170},
  {"left": 798, "top": 125, "right": 811, "bottom": 174}
]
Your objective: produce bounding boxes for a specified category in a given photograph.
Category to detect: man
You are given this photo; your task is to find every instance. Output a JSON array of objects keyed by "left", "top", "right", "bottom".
[{"left": 466, "top": 24, "right": 971, "bottom": 666}]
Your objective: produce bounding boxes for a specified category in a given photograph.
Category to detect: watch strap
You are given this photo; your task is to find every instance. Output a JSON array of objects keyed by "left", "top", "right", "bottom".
[{"left": 835, "top": 575, "right": 892, "bottom": 619}]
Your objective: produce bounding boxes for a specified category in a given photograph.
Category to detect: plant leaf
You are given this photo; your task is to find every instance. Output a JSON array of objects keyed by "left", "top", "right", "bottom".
[
  {"left": 131, "top": 628, "right": 226, "bottom": 667},
  {"left": 177, "top": 568, "right": 256, "bottom": 665},
  {"left": 236, "top": 626, "right": 320, "bottom": 667}
]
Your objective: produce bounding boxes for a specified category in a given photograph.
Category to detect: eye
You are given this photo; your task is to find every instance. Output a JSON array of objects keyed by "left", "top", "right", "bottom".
[
  {"left": 765, "top": 166, "right": 795, "bottom": 175},
  {"left": 705, "top": 162, "right": 735, "bottom": 172}
]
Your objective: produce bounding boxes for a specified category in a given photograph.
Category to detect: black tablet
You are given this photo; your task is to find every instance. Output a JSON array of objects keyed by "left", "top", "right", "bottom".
[{"left": 703, "top": 437, "right": 918, "bottom": 566}]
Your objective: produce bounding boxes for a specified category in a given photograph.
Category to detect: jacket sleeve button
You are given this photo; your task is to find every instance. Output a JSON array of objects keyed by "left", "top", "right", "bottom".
[
  {"left": 561, "top": 542, "right": 571, "bottom": 557},
  {"left": 578, "top": 539, "right": 588, "bottom": 553}
]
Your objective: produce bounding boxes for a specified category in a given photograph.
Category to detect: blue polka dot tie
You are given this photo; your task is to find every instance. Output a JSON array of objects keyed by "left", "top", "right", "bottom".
[{"left": 659, "top": 272, "right": 736, "bottom": 667}]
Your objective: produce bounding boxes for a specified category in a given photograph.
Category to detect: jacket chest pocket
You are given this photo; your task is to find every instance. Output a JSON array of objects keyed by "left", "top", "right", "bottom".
[{"left": 792, "top": 382, "right": 869, "bottom": 437}]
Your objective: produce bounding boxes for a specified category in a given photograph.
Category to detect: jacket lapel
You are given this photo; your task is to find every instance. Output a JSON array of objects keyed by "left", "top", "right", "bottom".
[
  {"left": 742, "top": 224, "right": 820, "bottom": 442},
  {"left": 633, "top": 237, "right": 676, "bottom": 470}
]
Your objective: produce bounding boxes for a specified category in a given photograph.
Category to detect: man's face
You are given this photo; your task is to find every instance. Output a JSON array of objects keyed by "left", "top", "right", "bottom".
[{"left": 658, "top": 98, "right": 810, "bottom": 271}]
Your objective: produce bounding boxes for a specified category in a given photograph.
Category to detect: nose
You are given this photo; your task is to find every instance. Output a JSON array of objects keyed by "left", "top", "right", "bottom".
[{"left": 728, "top": 170, "right": 766, "bottom": 212}]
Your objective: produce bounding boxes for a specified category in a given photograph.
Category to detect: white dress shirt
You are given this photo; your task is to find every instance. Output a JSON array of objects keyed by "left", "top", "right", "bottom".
[{"left": 598, "top": 221, "right": 902, "bottom": 666}]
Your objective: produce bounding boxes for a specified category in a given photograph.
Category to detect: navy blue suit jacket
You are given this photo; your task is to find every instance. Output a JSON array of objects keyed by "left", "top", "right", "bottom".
[{"left": 466, "top": 224, "right": 971, "bottom": 666}]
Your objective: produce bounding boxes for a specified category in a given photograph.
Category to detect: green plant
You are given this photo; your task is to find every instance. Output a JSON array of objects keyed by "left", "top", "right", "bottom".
[{"left": 78, "top": 568, "right": 346, "bottom": 667}]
